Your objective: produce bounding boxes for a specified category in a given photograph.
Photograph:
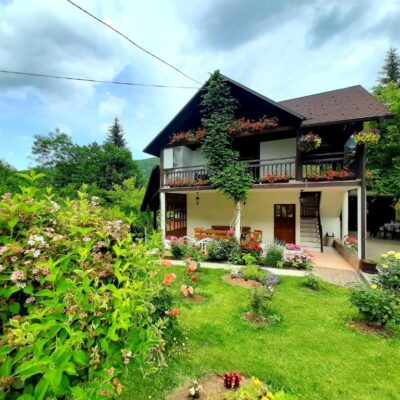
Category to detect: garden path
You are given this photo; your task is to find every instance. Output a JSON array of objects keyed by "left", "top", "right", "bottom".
[{"left": 310, "top": 247, "right": 362, "bottom": 286}]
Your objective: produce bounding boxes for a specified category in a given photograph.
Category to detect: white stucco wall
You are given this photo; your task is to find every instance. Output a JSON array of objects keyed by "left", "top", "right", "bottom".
[
  {"left": 260, "top": 138, "right": 296, "bottom": 160},
  {"left": 319, "top": 189, "right": 345, "bottom": 239},
  {"left": 186, "top": 186, "right": 355, "bottom": 244},
  {"left": 187, "top": 189, "right": 301, "bottom": 244}
]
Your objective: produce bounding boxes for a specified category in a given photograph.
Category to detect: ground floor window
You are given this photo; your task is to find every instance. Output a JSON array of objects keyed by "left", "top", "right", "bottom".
[{"left": 274, "top": 204, "right": 296, "bottom": 243}]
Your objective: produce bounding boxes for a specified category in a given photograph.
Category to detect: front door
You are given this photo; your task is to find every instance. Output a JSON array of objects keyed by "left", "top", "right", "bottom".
[
  {"left": 166, "top": 194, "right": 187, "bottom": 237},
  {"left": 274, "top": 204, "right": 296, "bottom": 243}
]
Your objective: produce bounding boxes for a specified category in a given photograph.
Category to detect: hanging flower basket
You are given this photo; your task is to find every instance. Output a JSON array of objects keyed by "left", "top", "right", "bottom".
[
  {"left": 297, "top": 132, "right": 322, "bottom": 152},
  {"left": 353, "top": 128, "right": 380, "bottom": 146}
]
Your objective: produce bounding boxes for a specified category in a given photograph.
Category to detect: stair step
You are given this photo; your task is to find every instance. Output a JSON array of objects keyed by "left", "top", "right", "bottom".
[{"left": 301, "top": 241, "right": 321, "bottom": 248}]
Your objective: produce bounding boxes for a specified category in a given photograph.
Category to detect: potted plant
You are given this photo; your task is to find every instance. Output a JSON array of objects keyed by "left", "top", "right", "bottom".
[
  {"left": 359, "top": 258, "right": 378, "bottom": 274},
  {"left": 353, "top": 128, "right": 380, "bottom": 146},
  {"left": 298, "top": 132, "right": 322, "bottom": 152}
]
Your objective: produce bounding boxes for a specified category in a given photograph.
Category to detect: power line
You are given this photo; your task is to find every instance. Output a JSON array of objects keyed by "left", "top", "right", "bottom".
[
  {"left": 65, "top": 0, "right": 203, "bottom": 86},
  {"left": 0, "top": 69, "right": 199, "bottom": 89}
]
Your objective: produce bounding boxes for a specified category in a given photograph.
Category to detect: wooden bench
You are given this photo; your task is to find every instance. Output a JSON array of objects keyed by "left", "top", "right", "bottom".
[{"left": 194, "top": 226, "right": 262, "bottom": 241}]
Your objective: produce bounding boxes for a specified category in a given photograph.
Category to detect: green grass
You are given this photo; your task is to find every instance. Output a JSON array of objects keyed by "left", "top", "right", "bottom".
[{"left": 125, "top": 268, "right": 400, "bottom": 400}]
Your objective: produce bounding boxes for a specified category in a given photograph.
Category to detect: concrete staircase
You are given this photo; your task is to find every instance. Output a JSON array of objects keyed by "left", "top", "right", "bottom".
[{"left": 300, "top": 217, "right": 322, "bottom": 250}]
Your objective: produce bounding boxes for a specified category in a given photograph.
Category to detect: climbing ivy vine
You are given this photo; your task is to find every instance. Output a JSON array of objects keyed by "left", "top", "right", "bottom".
[{"left": 200, "top": 71, "right": 252, "bottom": 203}]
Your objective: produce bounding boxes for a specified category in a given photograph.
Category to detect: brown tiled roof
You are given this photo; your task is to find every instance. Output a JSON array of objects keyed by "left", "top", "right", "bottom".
[{"left": 280, "top": 85, "right": 393, "bottom": 127}]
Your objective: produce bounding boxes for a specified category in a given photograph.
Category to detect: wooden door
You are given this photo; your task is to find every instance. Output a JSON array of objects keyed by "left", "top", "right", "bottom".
[
  {"left": 274, "top": 204, "right": 296, "bottom": 243},
  {"left": 166, "top": 194, "right": 187, "bottom": 238}
]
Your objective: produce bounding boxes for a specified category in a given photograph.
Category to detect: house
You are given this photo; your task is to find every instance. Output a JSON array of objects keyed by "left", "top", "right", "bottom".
[{"left": 141, "top": 75, "right": 393, "bottom": 259}]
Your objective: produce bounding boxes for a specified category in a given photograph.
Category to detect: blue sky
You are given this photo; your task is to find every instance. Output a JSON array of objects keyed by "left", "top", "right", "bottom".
[{"left": 0, "top": 0, "right": 399, "bottom": 169}]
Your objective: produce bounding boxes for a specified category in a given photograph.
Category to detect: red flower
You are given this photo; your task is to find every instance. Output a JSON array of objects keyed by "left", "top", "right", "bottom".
[
  {"left": 191, "top": 277, "right": 198, "bottom": 281},
  {"left": 165, "top": 308, "right": 180, "bottom": 317},
  {"left": 163, "top": 273, "right": 177, "bottom": 286}
]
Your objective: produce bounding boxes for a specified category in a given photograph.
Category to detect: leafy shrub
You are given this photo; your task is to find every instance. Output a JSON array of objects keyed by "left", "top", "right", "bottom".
[
  {"left": 376, "top": 251, "right": 400, "bottom": 292},
  {"left": 240, "top": 265, "right": 267, "bottom": 282},
  {"left": 169, "top": 237, "right": 205, "bottom": 262},
  {"left": 262, "top": 242, "right": 284, "bottom": 267},
  {"left": 249, "top": 286, "right": 274, "bottom": 318},
  {"left": 206, "top": 238, "right": 235, "bottom": 261},
  {"left": 0, "top": 176, "right": 175, "bottom": 398},
  {"left": 227, "top": 242, "right": 244, "bottom": 265},
  {"left": 302, "top": 272, "right": 322, "bottom": 291},
  {"left": 350, "top": 285, "right": 399, "bottom": 326},
  {"left": 283, "top": 250, "right": 313, "bottom": 270},
  {"left": 262, "top": 274, "right": 280, "bottom": 287},
  {"left": 240, "top": 235, "right": 263, "bottom": 259}
]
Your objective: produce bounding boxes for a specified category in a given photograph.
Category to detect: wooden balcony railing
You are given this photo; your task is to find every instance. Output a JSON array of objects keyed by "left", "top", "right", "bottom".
[{"left": 163, "top": 153, "right": 358, "bottom": 188}]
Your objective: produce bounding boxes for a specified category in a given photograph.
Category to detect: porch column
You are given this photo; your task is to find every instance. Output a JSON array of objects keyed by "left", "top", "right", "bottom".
[
  {"left": 342, "top": 191, "right": 349, "bottom": 238},
  {"left": 235, "top": 201, "right": 241, "bottom": 241},
  {"left": 160, "top": 192, "right": 166, "bottom": 246},
  {"left": 357, "top": 186, "right": 367, "bottom": 259}
]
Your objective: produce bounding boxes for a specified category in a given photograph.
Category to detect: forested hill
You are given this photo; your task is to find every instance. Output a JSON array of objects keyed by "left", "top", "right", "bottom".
[{"left": 136, "top": 157, "right": 159, "bottom": 181}]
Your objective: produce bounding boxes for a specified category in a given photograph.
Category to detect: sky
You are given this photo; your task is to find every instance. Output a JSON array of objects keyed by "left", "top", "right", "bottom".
[{"left": 0, "top": 0, "right": 399, "bottom": 169}]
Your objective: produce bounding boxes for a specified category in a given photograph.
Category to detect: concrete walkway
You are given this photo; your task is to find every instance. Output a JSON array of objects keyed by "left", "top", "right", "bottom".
[{"left": 309, "top": 247, "right": 362, "bottom": 286}]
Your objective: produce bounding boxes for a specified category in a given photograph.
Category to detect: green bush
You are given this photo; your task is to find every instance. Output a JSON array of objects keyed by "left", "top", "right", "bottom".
[
  {"left": 302, "top": 272, "right": 322, "bottom": 291},
  {"left": 169, "top": 238, "right": 205, "bottom": 261},
  {"left": 262, "top": 242, "right": 284, "bottom": 267},
  {"left": 0, "top": 174, "right": 175, "bottom": 398},
  {"left": 240, "top": 265, "right": 267, "bottom": 282},
  {"left": 249, "top": 286, "right": 274, "bottom": 318},
  {"left": 350, "top": 285, "right": 399, "bottom": 326},
  {"left": 206, "top": 238, "right": 236, "bottom": 261},
  {"left": 376, "top": 251, "right": 400, "bottom": 292}
]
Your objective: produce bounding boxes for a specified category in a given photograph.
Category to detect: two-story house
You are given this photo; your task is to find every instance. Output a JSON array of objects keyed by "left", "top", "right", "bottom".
[{"left": 141, "top": 75, "right": 392, "bottom": 259}]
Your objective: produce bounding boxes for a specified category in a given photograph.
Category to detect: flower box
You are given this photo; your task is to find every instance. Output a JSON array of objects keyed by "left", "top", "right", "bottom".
[{"left": 359, "top": 259, "right": 378, "bottom": 274}]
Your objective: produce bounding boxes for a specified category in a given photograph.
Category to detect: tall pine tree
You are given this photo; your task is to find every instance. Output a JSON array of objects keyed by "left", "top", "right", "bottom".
[
  {"left": 378, "top": 47, "right": 400, "bottom": 87},
  {"left": 106, "top": 117, "right": 127, "bottom": 148}
]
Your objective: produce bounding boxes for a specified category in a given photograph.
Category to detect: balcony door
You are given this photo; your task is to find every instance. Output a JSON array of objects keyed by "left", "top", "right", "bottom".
[
  {"left": 274, "top": 204, "right": 296, "bottom": 243},
  {"left": 166, "top": 194, "right": 187, "bottom": 238}
]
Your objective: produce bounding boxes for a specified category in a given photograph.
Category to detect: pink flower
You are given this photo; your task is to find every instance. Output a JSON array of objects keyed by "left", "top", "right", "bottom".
[
  {"left": 180, "top": 285, "right": 194, "bottom": 297},
  {"left": 0, "top": 245, "right": 8, "bottom": 255},
  {"left": 11, "top": 269, "right": 25, "bottom": 283}
]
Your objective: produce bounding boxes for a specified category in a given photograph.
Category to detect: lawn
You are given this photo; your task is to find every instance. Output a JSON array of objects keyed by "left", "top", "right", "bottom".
[{"left": 125, "top": 267, "right": 400, "bottom": 400}]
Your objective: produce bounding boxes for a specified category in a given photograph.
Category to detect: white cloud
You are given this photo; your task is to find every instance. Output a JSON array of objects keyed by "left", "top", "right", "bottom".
[{"left": 98, "top": 93, "right": 126, "bottom": 117}]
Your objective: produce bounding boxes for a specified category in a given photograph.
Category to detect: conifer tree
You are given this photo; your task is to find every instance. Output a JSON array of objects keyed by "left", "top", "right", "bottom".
[
  {"left": 379, "top": 47, "right": 400, "bottom": 87},
  {"left": 106, "top": 117, "right": 127, "bottom": 148}
]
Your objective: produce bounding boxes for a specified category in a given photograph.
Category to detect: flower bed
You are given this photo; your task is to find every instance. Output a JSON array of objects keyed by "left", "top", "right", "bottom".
[
  {"left": 260, "top": 173, "right": 292, "bottom": 183},
  {"left": 168, "top": 116, "right": 278, "bottom": 145},
  {"left": 165, "top": 178, "right": 209, "bottom": 187},
  {"left": 305, "top": 167, "right": 355, "bottom": 181},
  {"left": 228, "top": 115, "right": 278, "bottom": 135},
  {"left": 169, "top": 128, "right": 206, "bottom": 144},
  {"left": 283, "top": 248, "right": 314, "bottom": 269}
]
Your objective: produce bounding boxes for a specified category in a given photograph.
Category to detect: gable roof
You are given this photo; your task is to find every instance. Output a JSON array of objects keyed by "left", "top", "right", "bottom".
[
  {"left": 143, "top": 75, "right": 304, "bottom": 157},
  {"left": 280, "top": 85, "right": 393, "bottom": 127},
  {"left": 143, "top": 77, "right": 394, "bottom": 156}
]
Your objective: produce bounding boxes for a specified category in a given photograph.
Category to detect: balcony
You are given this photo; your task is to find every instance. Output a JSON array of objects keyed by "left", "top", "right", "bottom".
[{"left": 162, "top": 153, "right": 359, "bottom": 189}]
